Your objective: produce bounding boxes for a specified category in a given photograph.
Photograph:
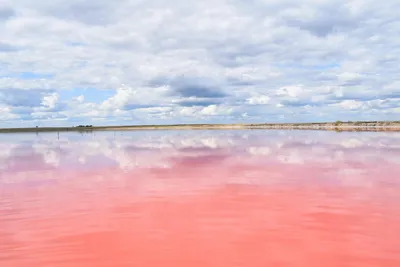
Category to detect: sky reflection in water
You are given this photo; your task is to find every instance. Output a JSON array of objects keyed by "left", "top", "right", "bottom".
[{"left": 1, "top": 130, "right": 400, "bottom": 267}]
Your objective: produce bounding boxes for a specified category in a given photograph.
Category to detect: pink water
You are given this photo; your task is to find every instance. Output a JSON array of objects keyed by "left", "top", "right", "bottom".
[{"left": 1, "top": 130, "right": 400, "bottom": 267}]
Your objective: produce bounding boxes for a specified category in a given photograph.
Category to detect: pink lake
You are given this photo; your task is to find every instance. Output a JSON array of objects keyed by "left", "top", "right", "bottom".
[{"left": 1, "top": 130, "right": 400, "bottom": 267}]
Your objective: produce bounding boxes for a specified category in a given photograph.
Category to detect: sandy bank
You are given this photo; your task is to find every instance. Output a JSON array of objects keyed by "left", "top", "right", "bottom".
[{"left": 1, "top": 121, "right": 400, "bottom": 133}]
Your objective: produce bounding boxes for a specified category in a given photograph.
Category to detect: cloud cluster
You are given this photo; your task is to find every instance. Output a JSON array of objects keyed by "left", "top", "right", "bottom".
[{"left": 1, "top": 0, "right": 399, "bottom": 126}]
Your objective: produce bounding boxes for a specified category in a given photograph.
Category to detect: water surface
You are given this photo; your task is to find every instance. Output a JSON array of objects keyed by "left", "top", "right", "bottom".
[{"left": 1, "top": 130, "right": 400, "bottom": 267}]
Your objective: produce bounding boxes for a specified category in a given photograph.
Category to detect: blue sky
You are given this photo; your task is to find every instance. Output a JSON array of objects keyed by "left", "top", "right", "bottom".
[{"left": 0, "top": 0, "right": 399, "bottom": 127}]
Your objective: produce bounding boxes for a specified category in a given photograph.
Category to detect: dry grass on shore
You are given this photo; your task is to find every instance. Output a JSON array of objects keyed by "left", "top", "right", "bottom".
[{"left": 1, "top": 121, "right": 400, "bottom": 133}]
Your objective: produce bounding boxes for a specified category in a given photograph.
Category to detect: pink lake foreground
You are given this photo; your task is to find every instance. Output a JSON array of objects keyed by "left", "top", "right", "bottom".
[{"left": 1, "top": 130, "right": 400, "bottom": 267}]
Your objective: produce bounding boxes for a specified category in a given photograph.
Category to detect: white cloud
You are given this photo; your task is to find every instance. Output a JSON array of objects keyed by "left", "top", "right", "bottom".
[
  {"left": 276, "top": 85, "right": 304, "bottom": 98},
  {"left": 76, "top": 95, "right": 84, "bottom": 103},
  {"left": 199, "top": 104, "right": 233, "bottom": 116},
  {"left": 1, "top": 0, "right": 400, "bottom": 126},
  {"left": 100, "top": 86, "right": 171, "bottom": 111},
  {"left": 246, "top": 95, "right": 270, "bottom": 105},
  {"left": 42, "top": 92, "right": 59, "bottom": 109},
  {"left": 335, "top": 99, "right": 363, "bottom": 110}
]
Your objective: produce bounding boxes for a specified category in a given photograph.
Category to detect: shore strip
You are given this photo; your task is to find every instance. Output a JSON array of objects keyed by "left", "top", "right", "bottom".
[{"left": 1, "top": 121, "right": 400, "bottom": 133}]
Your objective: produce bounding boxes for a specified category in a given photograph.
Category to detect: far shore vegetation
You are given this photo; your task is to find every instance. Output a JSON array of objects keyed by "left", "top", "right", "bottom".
[{"left": 0, "top": 120, "right": 400, "bottom": 133}]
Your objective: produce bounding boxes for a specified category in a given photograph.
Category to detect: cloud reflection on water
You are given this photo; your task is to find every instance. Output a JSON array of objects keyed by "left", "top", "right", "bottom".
[{"left": 1, "top": 130, "right": 400, "bottom": 267}]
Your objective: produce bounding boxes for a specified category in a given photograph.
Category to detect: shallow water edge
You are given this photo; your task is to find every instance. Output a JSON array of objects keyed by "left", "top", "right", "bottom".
[{"left": 1, "top": 121, "right": 400, "bottom": 133}]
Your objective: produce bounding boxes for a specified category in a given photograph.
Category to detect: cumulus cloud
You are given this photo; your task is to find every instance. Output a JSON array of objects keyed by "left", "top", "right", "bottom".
[
  {"left": 42, "top": 92, "right": 59, "bottom": 109},
  {"left": 246, "top": 94, "right": 270, "bottom": 105},
  {"left": 0, "top": 0, "right": 400, "bottom": 126},
  {"left": 75, "top": 95, "right": 84, "bottom": 103}
]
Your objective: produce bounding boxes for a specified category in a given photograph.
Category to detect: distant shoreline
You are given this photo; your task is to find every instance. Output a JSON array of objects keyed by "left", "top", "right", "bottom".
[{"left": 1, "top": 121, "right": 400, "bottom": 133}]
